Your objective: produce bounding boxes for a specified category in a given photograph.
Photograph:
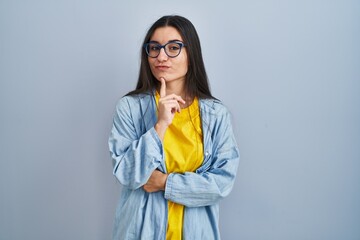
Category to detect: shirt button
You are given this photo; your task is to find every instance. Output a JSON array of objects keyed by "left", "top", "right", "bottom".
[{"left": 205, "top": 151, "right": 209, "bottom": 156}]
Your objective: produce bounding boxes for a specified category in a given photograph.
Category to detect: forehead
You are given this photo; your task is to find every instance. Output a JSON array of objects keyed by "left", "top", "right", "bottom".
[{"left": 150, "top": 26, "right": 183, "bottom": 43}]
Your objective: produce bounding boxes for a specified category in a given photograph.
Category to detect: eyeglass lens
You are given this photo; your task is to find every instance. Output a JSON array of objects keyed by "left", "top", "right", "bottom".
[{"left": 146, "top": 42, "right": 183, "bottom": 58}]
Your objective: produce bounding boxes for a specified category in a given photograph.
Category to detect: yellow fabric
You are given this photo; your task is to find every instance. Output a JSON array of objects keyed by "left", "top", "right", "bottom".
[{"left": 155, "top": 92, "right": 204, "bottom": 240}]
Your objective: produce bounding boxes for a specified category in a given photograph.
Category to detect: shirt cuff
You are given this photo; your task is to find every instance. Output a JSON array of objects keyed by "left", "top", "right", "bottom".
[{"left": 164, "top": 173, "right": 174, "bottom": 200}]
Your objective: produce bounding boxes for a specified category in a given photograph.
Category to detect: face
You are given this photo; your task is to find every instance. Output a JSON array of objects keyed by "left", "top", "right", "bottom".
[{"left": 147, "top": 26, "right": 188, "bottom": 85}]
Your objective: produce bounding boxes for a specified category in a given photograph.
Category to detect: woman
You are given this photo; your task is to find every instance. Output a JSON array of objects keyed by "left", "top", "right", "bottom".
[{"left": 109, "top": 15, "right": 240, "bottom": 240}]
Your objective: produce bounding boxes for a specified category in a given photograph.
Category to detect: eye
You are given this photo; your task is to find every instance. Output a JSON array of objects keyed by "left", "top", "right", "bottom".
[
  {"left": 171, "top": 44, "right": 180, "bottom": 50},
  {"left": 170, "top": 46, "right": 179, "bottom": 50},
  {"left": 150, "top": 45, "right": 160, "bottom": 51},
  {"left": 167, "top": 43, "right": 181, "bottom": 51}
]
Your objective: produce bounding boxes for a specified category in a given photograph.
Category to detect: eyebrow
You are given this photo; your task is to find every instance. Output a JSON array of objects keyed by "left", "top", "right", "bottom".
[{"left": 149, "top": 39, "right": 183, "bottom": 44}]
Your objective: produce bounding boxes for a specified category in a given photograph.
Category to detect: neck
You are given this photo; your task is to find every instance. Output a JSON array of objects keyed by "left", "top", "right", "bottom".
[
  {"left": 165, "top": 79, "right": 186, "bottom": 98},
  {"left": 161, "top": 79, "right": 194, "bottom": 108}
]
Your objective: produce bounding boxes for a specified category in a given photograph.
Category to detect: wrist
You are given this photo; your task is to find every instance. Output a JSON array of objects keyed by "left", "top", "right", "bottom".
[
  {"left": 155, "top": 122, "right": 168, "bottom": 141},
  {"left": 161, "top": 173, "right": 169, "bottom": 191}
]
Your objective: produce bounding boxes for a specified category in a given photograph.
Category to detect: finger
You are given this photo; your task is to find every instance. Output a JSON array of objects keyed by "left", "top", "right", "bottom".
[
  {"left": 162, "top": 94, "right": 186, "bottom": 104},
  {"left": 163, "top": 99, "right": 183, "bottom": 113},
  {"left": 159, "top": 100, "right": 180, "bottom": 114},
  {"left": 167, "top": 101, "right": 182, "bottom": 113},
  {"left": 160, "top": 78, "right": 166, "bottom": 98},
  {"left": 173, "top": 101, "right": 182, "bottom": 113}
]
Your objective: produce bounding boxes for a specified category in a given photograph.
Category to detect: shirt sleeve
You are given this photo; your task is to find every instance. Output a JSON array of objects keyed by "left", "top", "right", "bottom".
[
  {"left": 108, "top": 96, "right": 164, "bottom": 190},
  {"left": 164, "top": 107, "right": 240, "bottom": 207}
]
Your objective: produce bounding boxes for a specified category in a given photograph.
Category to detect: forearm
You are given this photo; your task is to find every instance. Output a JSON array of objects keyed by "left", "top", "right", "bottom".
[
  {"left": 110, "top": 127, "right": 164, "bottom": 189},
  {"left": 164, "top": 172, "right": 230, "bottom": 207},
  {"left": 143, "top": 170, "right": 168, "bottom": 192},
  {"left": 164, "top": 148, "right": 239, "bottom": 207}
]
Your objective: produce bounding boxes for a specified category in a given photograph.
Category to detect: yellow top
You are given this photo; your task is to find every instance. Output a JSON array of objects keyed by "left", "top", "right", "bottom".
[{"left": 155, "top": 92, "right": 204, "bottom": 240}]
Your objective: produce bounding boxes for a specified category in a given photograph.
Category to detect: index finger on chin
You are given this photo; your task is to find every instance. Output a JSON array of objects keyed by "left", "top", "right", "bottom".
[{"left": 160, "top": 78, "right": 166, "bottom": 98}]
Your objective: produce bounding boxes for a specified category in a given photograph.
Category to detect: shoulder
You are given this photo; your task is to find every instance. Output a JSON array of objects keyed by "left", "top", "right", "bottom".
[
  {"left": 199, "top": 98, "right": 230, "bottom": 116},
  {"left": 116, "top": 93, "right": 152, "bottom": 108}
]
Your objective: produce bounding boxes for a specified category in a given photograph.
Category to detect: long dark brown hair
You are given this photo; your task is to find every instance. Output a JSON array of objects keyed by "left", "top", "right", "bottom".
[{"left": 126, "top": 15, "right": 214, "bottom": 99}]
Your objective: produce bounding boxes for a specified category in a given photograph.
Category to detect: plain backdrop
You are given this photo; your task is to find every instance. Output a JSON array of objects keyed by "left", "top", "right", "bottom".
[{"left": 1, "top": 0, "right": 359, "bottom": 239}]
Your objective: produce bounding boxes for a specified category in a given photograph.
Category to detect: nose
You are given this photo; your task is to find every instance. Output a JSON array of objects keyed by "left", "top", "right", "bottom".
[{"left": 157, "top": 48, "right": 168, "bottom": 62}]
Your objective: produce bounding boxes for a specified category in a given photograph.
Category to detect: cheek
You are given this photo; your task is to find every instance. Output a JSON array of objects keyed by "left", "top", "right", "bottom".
[
  {"left": 148, "top": 58, "right": 154, "bottom": 66},
  {"left": 182, "top": 60, "right": 189, "bottom": 74},
  {"left": 181, "top": 64, "right": 188, "bottom": 75},
  {"left": 148, "top": 59, "right": 156, "bottom": 71},
  {"left": 177, "top": 55, "right": 188, "bottom": 73}
]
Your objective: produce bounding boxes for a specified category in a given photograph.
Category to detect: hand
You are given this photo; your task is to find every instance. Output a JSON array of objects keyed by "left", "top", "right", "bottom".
[
  {"left": 143, "top": 170, "right": 168, "bottom": 193},
  {"left": 155, "top": 78, "right": 185, "bottom": 140}
]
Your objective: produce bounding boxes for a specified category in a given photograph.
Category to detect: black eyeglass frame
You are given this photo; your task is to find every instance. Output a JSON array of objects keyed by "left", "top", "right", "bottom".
[{"left": 143, "top": 41, "right": 186, "bottom": 58}]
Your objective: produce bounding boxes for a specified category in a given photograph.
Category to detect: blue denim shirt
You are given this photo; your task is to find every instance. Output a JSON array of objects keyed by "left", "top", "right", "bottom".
[{"left": 108, "top": 93, "right": 240, "bottom": 240}]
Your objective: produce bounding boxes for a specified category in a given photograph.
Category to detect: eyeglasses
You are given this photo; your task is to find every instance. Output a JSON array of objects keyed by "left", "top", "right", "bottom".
[{"left": 144, "top": 41, "right": 186, "bottom": 58}]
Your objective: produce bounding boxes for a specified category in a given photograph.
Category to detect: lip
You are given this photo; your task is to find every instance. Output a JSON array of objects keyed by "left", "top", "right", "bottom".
[{"left": 155, "top": 65, "right": 170, "bottom": 71}]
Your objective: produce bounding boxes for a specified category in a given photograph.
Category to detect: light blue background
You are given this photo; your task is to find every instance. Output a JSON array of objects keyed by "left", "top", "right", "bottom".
[{"left": 1, "top": 0, "right": 359, "bottom": 239}]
